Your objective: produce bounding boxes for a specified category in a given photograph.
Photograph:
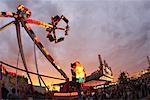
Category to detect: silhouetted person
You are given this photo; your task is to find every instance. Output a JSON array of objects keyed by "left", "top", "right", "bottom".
[
  {"left": 1, "top": 83, "right": 9, "bottom": 100},
  {"left": 8, "top": 88, "right": 18, "bottom": 100}
]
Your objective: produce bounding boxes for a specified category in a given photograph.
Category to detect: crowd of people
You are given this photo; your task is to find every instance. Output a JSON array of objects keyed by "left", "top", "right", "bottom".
[
  {"left": 1, "top": 78, "right": 150, "bottom": 100},
  {"left": 1, "top": 83, "right": 19, "bottom": 99},
  {"left": 92, "top": 80, "right": 150, "bottom": 99},
  {"left": 0, "top": 83, "right": 47, "bottom": 99},
  {"left": 83, "top": 73, "right": 150, "bottom": 100},
  {"left": 1, "top": 73, "right": 150, "bottom": 100}
]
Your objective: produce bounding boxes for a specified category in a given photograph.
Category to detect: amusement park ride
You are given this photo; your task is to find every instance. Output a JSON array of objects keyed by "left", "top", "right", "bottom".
[
  {"left": 0, "top": 5, "right": 69, "bottom": 87},
  {"left": 0, "top": 5, "right": 113, "bottom": 95},
  {"left": 85, "top": 55, "right": 113, "bottom": 87}
]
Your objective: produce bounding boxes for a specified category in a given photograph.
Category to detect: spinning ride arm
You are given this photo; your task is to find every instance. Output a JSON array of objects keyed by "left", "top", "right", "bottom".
[
  {"left": 26, "top": 15, "right": 69, "bottom": 43},
  {"left": 26, "top": 19, "right": 53, "bottom": 29}
]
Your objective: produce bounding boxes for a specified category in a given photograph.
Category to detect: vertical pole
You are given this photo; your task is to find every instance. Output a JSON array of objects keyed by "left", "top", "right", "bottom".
[
  {"left": 147, "top": 56, "right": 150, "bottom": 68},
  {"left": 98, "top": 55, "right": 103, "bottom": 68},
  {"left": 15, "top": 52, "right": 20, "bottom": 95},
  {"left": 0, "top": 62, "right": 2, "bottom": 99},
  {"left": 39, "top": 76, "right": 49, "bottom": 92},
  {"left": 15, "top": 19, "right": 33, "bottom": 85},
  {"left": 77, "top": 82, "right": 82, "bottom": 100}
]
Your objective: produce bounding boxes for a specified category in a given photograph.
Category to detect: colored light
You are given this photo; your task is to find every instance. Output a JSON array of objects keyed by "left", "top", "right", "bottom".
[
  {"left": 54, "top": 92, "right": 83, "bottom": 97},
  {"left": 72, "top": 61, "right": 86, "bottom": 83}
]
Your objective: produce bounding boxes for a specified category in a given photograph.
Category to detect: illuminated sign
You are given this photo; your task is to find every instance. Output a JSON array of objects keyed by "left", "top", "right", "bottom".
[
  {"left": 99, "top": 76, "right": 113, "bottom": 81},
  {"left": 54, "top": 92, "right": 83, "bottom": 97},
  {"left": 71, "top": 61, "right": 86, "bottom": 83}
]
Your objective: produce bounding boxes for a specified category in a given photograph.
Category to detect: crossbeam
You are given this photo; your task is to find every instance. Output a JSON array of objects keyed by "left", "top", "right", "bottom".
[{"left": 0, "top": 21, "right": 15, "bottom": 31}]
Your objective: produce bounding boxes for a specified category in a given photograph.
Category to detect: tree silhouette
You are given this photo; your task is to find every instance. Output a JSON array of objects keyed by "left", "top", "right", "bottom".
[{"left": 118, "top": 72, "right": 129, "bottom": 84}]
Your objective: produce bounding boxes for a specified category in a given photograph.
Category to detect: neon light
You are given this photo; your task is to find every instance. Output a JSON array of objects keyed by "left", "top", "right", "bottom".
[
  {"left": 25, "top": 24, "right": 32, "bottom": 30},
  {"left": 57, "top": 65, "right": 61, "bottom": 69},
  {"left": 61, "top": 16, "right": 64, "bottom": 19},
  {"left": 17, "top": 5, "right": 24, "bottom": 10},
  {"left": 26, "top": 19, "right": 53, "bottom": 29},
  {"left": 34, "top": 37, "right": 40, "bottom": 43},
  {"left": 6, "top": 12, "right": 13, "bottom": 16},
  {"left": 17, "top": 5, "right": 31, "bottom": 18},
  {"left": 42, "top": 48, "right": 49, "bottom": 55},
  {"left": 14, "top": 14, "right": 18, "bottom": 18},
  {"left": 54, "top": 92, "right": 83, "bottom": 97}
]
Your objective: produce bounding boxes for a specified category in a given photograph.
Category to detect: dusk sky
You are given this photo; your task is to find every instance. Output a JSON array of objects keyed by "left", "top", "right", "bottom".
[{"left": 0, "top": 0, "right": 150, "bottom": 86}]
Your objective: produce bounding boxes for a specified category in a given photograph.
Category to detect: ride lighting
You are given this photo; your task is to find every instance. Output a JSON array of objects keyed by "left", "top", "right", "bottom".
[
  {"left": 54, "top": 92, "right": 83, "bottom": 97},
  {"left": 71, "top": 61, "right": 86, "bottom": 83},
  {"left": 17, "top": 5, "right": 31, "bottom": 18}
]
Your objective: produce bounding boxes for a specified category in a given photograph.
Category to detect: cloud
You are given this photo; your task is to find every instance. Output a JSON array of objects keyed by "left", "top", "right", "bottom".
[{"left": 54, "top": 0, "right": 150, "bottom": 77}]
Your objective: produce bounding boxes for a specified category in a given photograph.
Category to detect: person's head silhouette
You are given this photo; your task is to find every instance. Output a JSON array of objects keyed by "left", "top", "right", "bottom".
[{"left": 12, "top": 88, "right": 16, "bottom": 94}]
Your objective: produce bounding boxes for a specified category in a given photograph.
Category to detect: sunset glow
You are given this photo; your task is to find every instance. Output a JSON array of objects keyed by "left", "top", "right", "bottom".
[{"left": 0, "top": 0, "right": 150, "bottom": 88}]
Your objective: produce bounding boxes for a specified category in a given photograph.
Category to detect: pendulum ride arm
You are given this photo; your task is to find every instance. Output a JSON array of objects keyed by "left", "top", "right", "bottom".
[
  {"left": 17, "top": 5, "right": 69, "bottom": 79},
  {"left": 20, "top": 20, "right": 68, "bottom": 79},
  {"left": 15, "top": 19, "right": 33, "bottom": 85}
]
